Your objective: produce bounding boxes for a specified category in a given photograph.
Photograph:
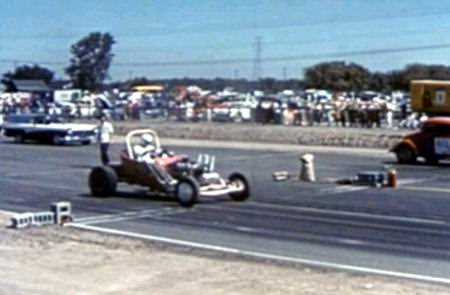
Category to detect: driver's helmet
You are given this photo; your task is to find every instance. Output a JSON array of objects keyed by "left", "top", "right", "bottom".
[{"left": 141, "top": 133, "right": 154, "bottom": 145}]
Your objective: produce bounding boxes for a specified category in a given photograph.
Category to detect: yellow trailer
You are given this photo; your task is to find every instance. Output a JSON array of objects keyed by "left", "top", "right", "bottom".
[
  {"left": 131, "top": 85, "right": 164, "bottom": 94},
  {"left": 411, "top": 80, "right": 450, "bottom": 115}
]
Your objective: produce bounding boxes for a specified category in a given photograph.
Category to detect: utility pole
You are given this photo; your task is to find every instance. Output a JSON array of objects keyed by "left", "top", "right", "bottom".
[
  {"left": 233, "top": 69, "right": 240, "bottom": 90},
  {"left": 252, "top": 36, "right": 262, "bottom": 81},
  {"left": 233, "top": 69, "right": 239, "bottom": 80}
]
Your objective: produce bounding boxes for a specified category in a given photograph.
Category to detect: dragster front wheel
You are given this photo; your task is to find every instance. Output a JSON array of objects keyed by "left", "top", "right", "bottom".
[{"left": 228, "top": 173, "right": 250, "bottom": 202}]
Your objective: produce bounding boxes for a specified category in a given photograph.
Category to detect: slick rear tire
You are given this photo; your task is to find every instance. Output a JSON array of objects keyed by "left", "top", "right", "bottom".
[
  {"left": 175, "top": 176, "right": 199, "bottom": 207},
  {"left": 89, "top": 166, "right": 118, "bottom": 197},
  {"left": 52, "top": 135, "right": 63, "bottom": 145},
  {"left": 395, "top": 146, "right": 416, "bottom": 164},
  {"left": 228, "top": 172, "right": 250, "bottom": 202},
  {"left": 14, "top": 134, "right": 25, "bottom": 143}
]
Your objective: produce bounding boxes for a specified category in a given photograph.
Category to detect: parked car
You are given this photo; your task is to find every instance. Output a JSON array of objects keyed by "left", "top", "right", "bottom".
[
  {"left": 254, "top": 97, "right": 282, "bottom": 124},
  {"left": 211, "top": 98, "right": 253, "bottom": 123},
  {"left": 210, "top": 95, "right": 256, "bottom": 123},
  {"left": 391, "top": 117, "right": 450, "bottom": 164},
  {"left": 2, "top": 114, "right": 97, "bottom": 145}
]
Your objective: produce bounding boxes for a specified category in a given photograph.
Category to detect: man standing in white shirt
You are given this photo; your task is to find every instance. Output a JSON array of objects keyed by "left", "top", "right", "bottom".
[{"left": 98, "top": 114, "right": 114, "bottom": 165}]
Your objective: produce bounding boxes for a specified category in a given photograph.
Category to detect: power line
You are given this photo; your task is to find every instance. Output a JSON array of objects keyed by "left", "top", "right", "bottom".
[
  {"left": 261, "top": 43, "right": 450, "bottom": 63},
  {"left": 2, "top": 42, "right": 450, "bottom": 69},
  {"left": 113, "top": 43, "right": 450, "bottom": 67},
  {"left": 6, "top": 23, "right": 450, "bottom": 57}
]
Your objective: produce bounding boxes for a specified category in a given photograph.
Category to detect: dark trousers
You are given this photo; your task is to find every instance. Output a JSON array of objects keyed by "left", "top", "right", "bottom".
[{"left": 100, "top": 143, "right": 110, "bottom": 165}]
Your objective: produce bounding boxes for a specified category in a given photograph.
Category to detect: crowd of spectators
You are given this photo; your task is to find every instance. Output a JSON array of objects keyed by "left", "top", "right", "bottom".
[
  {"left": 279, "top": 97, "right": 402, "bottom": 128},
  {"left": 0, "top": 88, "right": 426, "bottom": 130}
]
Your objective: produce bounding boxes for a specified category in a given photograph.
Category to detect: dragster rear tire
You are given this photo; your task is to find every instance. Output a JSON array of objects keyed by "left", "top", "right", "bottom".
[
  {"left": 395, "top": 145, "right": 416, "bottom": 164},
  {"left": 89, "top": 166, "right": 118, "bottom": 197},
  {"left": 175, "top": 176, "right": 199, "bottom": 207}
]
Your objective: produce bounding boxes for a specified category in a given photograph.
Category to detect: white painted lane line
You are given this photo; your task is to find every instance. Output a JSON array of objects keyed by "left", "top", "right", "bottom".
[
  {"left": 397, "top": 178, "right": 435, "bottom": 186},
  {"left": 75, "top": 208, "right": 189, "bottom": 225},
  {"left": 401, "top": 186, "right": 450, "bottom": 194},
  {"left": 75, "top": 209, "right": 161, "bottom": 222},
  {"left": 68, "top": 223, "right": 450, "bottom": 285},
  {"left": 4, "top": 205, "right": 450, "bottom": 284},
  {"left": 151, "top": 213, "right": 450, "bottom": 257},
  {"left": 234, "top": 226, "right": 256, "bottom": 232},
  {"left": 245, "top": 202, "right": 448, "bottom": 226},
  {"left": 76, "top": 213, "right": 153, "bottom": 223},
  {"left": 318, "top": 185, "right": 368, "bottom": 195},
  {"left": 76, "top": 207, "right": 185, "bottom": 220},
  {"left": 198, "top": 204, "right": 450, "bottom": 236}
]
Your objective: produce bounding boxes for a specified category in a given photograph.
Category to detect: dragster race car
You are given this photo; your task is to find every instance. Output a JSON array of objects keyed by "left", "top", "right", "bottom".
[{"left": 88, "top": 129, "right": 250, "bottom": 207}]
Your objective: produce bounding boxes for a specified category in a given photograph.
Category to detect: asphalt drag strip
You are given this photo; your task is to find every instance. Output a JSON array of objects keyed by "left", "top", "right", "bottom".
[{"left": 4, "top": 140, "right": 450, "bottom": 283}]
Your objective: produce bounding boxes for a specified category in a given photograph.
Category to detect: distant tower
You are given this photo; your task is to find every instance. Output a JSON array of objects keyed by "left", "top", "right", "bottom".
[
  {"left": 233, "top": 69, "right": 239, "bottom": 79},
  {"left": 252, "top": 36, "right": 262, "bottom": 81}
]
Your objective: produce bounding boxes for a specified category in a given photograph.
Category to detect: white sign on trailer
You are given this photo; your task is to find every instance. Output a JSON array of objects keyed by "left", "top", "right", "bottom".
[
  {"left": 434, "top": 90, "right": 447, "bottom": 106},
  {"left": 434, "top": 137, "right": 450, "bottom": 155}
]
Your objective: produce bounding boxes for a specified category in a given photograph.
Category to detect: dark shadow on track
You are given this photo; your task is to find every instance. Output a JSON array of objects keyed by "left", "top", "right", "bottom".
[
  {"left": 79, "top": 190, "right": 232, "bottom": 207},
  {"left": 382, "top": 160, "right": 450, "bottom": 168},
  {"left": 71, "top": 164, "right": 95, "bottom": 169}
]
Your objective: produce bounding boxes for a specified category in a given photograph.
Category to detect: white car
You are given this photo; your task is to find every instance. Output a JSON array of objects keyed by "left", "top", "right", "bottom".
[
  {"left": 2, "top": 114, "right": 97, "bottom": 145},
  {"left": 211, "top": 97, "right": 255, "bottom": 122}
]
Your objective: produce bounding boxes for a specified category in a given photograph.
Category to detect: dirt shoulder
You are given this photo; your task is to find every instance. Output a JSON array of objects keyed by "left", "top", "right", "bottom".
[
  {"left": 1, "top": 213, "right": 448, "bottom": 295},
  {"left": 85, "top": 120, "right": 408, "bottom": 149}
]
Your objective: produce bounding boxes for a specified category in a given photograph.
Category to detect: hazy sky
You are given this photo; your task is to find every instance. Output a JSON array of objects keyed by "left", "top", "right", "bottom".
[{"left": 2, "top": 0, "right": 450, "bottom": 80}]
